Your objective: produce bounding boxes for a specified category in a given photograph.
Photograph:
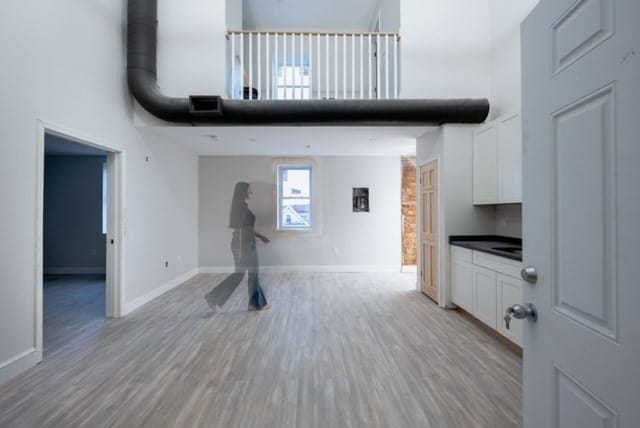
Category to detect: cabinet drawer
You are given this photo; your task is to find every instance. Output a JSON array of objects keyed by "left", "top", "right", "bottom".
[
  {"left": 473, "top": 251, "right": 522, "bottom": 278},
  {"left": 451, "top": 245, "right": 472, "bottom": 263}
]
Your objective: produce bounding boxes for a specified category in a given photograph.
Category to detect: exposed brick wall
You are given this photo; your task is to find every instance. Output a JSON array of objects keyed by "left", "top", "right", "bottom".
[{"left": 401, "top": 157, "right": 417, "bottom": 265}]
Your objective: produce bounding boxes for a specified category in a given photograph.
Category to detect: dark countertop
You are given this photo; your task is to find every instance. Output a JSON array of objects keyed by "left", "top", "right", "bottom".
[{"left": 449, "top": 235, "right": 522, "bottom": 261}]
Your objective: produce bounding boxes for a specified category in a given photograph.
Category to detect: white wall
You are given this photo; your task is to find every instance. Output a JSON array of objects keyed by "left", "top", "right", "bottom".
[
  {"left": 44, "top": 155, "right": 107, "bottom": 274},
  {"left": 158, "top": 0, "right": 227, "bottom": 97},
  {"left": 400, "top": 0, "right": 492, "bottom": 99},
  {"left": 496, "top": 204, "right": 522, "bottom": 238},
  {"left": 375, "top": 0, "right": 400, "bottom": 32},
  {"left": 0, "top": 1, "right": 199, "bottom": 384},
  {"left": 488, "top": 0, "right": 539, "bottom": 118},
  {"left": 226, "top": 0, "right": 243, "bottom": 30},
  {"left": 199, "top": 156, "right": 402, "bottom": 271},
  {"left": 416, "top": 126, "right": 495, "bottom": 303}
]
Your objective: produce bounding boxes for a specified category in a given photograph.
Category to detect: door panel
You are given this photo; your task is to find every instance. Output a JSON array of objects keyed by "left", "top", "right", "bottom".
[
  {"left": 421, "top": 161, "right": 438, "bottom": 303},
  {"left": 522, "top": 0, "right": 639, "bottom": 426}
]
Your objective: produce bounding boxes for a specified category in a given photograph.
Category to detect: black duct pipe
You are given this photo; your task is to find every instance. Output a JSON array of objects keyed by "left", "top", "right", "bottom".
[{"left": 127, "top": 0, "right": 489, "bottom": 126}]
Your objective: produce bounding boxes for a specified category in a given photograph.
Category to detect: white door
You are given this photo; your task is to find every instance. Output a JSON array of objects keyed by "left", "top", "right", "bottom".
[{"left": 522, "top": 1, "right": 640, "bottom": 426}]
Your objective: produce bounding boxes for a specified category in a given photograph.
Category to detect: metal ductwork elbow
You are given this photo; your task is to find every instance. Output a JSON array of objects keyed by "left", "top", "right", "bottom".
[{"left": 126, "top": 0, "right": 490, "bottom": 126}]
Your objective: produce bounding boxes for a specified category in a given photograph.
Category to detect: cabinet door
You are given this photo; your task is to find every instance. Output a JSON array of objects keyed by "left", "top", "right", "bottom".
[
  {"left": 496, "top": 273, "right": 523, "bottom": 346},
  {"left": 451, "top": 259, "right": 473, "bottom": 312},
  {"left": 472, "top": 124, "right": 498, "bottom": 204},
  {"left": 472, "top": 265, "right": 497, "bottom": 328},
  {"left": 497, "top": 112, "right": 522, "bottom": 203}
]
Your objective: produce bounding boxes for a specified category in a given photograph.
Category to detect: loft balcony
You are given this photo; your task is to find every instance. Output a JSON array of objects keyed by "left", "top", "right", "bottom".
[{"left": 227, "top": 30, "right": 400, "bottom": 101}]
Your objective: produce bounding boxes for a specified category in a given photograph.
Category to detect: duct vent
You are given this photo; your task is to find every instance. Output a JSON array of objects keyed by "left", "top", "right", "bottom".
[{"left": 189, "top": 96, "right": 223, "bottom": 117}]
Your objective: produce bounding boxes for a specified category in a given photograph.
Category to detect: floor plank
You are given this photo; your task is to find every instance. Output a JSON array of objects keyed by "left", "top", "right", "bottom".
[{"left": 0, "top": 273, "right": 522, "bottom": 427}]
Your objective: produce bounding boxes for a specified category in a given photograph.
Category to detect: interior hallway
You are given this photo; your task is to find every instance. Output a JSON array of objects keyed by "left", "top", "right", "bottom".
[{"left": 1, "top": 273, "right": 521, "bottom": 427}]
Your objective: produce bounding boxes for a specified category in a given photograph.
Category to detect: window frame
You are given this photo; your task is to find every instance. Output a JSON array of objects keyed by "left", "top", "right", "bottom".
[{"left": 277, "top": 164, "right": 313, "bottom": 231}]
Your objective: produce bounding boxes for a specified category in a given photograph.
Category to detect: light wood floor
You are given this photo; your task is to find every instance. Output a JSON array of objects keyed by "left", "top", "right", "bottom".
[
  {"left": 0, "top": 273, "right": 522, "bottom": 428},
  {"left": 43, "top": 275, "right": 106, "bottom": 356}
]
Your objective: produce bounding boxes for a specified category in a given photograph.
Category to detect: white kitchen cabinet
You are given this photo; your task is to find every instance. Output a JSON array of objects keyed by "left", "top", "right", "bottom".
[
  {"left": 472, "top": 265, "right": 497, "bottom": 329},
  {"left": 450, "top": 247, "right": 473, "bottom": 312},
  {"left": 497, "top": 113, "right": 522, "bottom": 203},
  {"left": 450, "top": 244, "right": 524, "bottom": 346},
  {"left": 472, "top": 123, "right": 498, "bottom": 204},
  {"left": 496, "top": 273, "right": 524, "bottom": 346},
  {"left": 473, "top": 111, "right": 522, "bottom": 204}
]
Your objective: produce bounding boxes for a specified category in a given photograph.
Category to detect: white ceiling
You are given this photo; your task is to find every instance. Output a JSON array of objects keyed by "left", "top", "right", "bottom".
[
  {"left": 142, "top": 126, "right": 429, "bottom": 157},
  {"left": 243, "top": 0, "right": 379, "bottom": 32}
]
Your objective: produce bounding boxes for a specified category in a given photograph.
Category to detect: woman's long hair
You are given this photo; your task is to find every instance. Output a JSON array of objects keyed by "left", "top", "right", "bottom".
[{"left": 229, "top": 182, "right": 250, "bottom": 228}]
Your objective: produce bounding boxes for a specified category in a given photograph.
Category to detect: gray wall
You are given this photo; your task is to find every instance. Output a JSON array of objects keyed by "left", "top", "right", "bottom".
[
  {"left": 44, "top": 156, "right": 107, "bottom": 274},
  {"left": 199, "top": 156, "right": 402, "bottom": 271}
]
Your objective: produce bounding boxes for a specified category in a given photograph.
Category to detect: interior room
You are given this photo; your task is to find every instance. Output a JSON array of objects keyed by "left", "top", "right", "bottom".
[
  {"left": 1, "top": 0, "right": 638, "bottom": 426},
  {"left": 42, "top": 134, "right": 109, "bottom": 356}
]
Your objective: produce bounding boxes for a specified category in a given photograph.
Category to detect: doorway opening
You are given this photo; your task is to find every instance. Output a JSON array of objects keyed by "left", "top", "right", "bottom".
[{"left": 36, "top": 124, "right": 123, "bottom": 360}]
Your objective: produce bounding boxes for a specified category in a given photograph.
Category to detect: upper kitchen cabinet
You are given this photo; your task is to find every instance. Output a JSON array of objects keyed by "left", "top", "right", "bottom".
[{"left": 473, "top": 112, "right": 522, "bottom": 204}]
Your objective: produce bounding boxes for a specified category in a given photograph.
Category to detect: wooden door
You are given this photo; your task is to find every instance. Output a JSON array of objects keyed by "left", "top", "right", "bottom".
[
  {"left": 420, "top": 161, "right": 438, "bottom": 303},
  {"left": 522, "top": 0, "right": 640, "bottom": 426}
]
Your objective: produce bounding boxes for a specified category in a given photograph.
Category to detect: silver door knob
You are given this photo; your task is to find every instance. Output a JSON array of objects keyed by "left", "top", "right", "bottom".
[
  {"left": 521, "top": 266, "right": 538, "bottom": 283},
  {"left": 504, "top": 303, "right": 537, "bottom": 330}
]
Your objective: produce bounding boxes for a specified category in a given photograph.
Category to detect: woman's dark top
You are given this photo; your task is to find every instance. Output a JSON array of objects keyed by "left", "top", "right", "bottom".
[{"left": 231, "top": 203, "right": 256, "bottom": 251}]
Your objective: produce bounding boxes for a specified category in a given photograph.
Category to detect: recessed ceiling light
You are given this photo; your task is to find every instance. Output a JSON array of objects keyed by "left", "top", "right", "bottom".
[{"left": 248, "top": 138, "right": 257, "bottom": 142}]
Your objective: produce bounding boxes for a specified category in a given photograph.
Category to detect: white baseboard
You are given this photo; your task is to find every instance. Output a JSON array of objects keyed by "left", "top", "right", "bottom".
[
  {"left": 44, "top": 267, "right": 106, "bottom": 275},
  {"left": 123, "top": 268, "right": 199, "bottom": 315},
  {"left": 0, "top": 348, "right": 39, "bottom": 386},
  {"left": 200, "top": 265, "right": 402, "bottom": 274}
]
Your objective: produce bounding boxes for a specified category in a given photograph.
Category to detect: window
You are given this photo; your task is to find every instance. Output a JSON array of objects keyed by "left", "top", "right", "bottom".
[
  {"left": 276, "top": 61, "right": 310, "bottom": 100},
  {"left": 277, "top": 165, "right": 312, "bottom": 230}
]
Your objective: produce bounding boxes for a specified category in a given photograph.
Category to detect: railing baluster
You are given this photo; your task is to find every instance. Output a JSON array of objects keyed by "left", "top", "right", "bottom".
[
  {"left": 231, "top": 33, "right": 236, "bottom": 99},
  {"left": 308, "top": 33, "right": 313, "bottom": 99},
  {"left": 326, "top": 35, "right": 329, "bottom": 99},
  {"left": 385, "top": 34, "right": 389, "bottom": 99},
  {"left": 333, "top": 34, "right": 340, "bottom": 99},
  {"left": 316, "top": 34, "right": 321, "bottom": 100},
  {"left": 394, "top": 34, "right": 398, "bottom": 98},
  {"left": 368, "top": 34, "right": 372, "bottom": 99},
  {"left": 274, "top": 33, "right": 278, "bottom": 99},
  {"left": 257, "top": 33, "right": 261, "bottom": 99},
  {"left": 266, "top": 33, "right": 270, "bottom": 100},
  {"left": 342, "top": 34, "right": 346, "bottom": 99},
  {"left": 291, "top": 32, "right": 296, "bottom": 100},
  {"left": 351, "top": 35, "right": 355, "bottom": 99},
  {"left": 376, "top": 34, "right": 380, "bottom": 99},
  {"left": 240, "top": 33, "right": 245, "bottom": 99},
  {"left": 283, "top": 33, "right": 287, "bottom": 99},
  {"left": 300, "top": 33, "right": 304, "bottom": 100},
  {"left": 359, "top": 35, "right": 363, "bottom": 99},
  {"left": 249, "top": 32, "right": 253, "bottom": 99}
]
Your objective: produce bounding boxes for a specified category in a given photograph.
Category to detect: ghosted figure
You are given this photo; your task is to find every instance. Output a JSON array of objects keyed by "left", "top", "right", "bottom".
[{"left": 205, "top": 182, "right": 271, "bottom": 311}]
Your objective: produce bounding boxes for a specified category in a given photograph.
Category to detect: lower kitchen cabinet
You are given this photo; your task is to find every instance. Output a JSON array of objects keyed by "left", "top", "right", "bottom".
[
  {"left": 496, "top": 273, "right": 524, "bottom": 345},
  {"left": 450, "top": 247, "right": 473, "bottom": 312},
  {"left": 450, "top": 245, "right": 523, "bottom": 346},
  {"left": 472, "top": 265, "right": 498, "bottom": 329}
]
